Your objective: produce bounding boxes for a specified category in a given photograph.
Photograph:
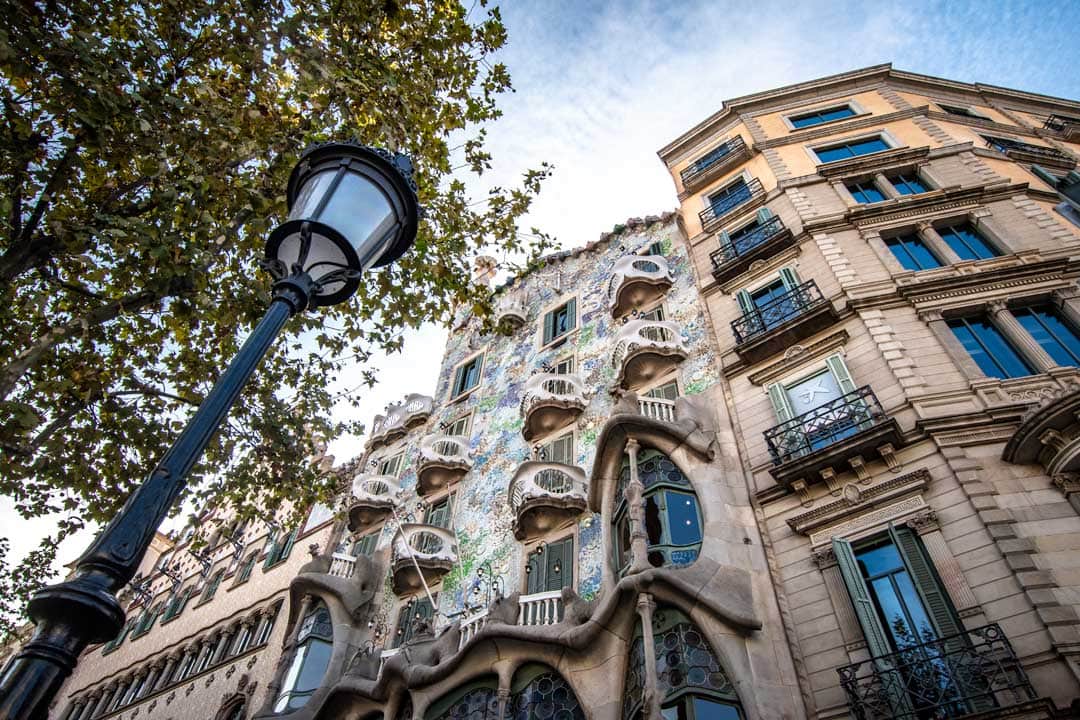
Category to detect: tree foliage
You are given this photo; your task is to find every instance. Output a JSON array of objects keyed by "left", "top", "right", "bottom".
[{"left": 0, "top": 0, "right": 551, "bottom": 631}]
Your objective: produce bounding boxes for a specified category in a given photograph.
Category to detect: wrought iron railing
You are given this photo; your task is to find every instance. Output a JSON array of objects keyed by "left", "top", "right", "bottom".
[
  {"left": 1044, "top": 113, "right": 1080, "bottom": 135},
  {"left": 765, "top": 385, "right": 886, "bottom": 465},
  {"left": 985, "top": 136, "right": 1075, "bottom": 164},
  {"left": 709, "top": 215, "right": 787, "bottom": 271},
  {"left": 698, "top": 177, "right": 764, "bottom": 228},
  {"left": 731, "top": 280, "right": 825, "bottom": 344},
  {"left": 680, "top": 136, "right": 747, "bottom": 188},
  {"left": 838, "top": 623, "right": 1035, "bottom": 720}
]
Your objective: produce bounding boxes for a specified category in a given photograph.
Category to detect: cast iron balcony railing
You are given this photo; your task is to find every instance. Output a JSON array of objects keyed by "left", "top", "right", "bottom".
[
  {"left": 368, "top": 393, "right": 434, "bottom": 449},
  {"left": 1044, "top": 113, "right": 1080, "bottom": 141},
  {"left": 520, "top": 372, "right": 587, "bottom": 441},
  {"left": 607, "top": 255, "right": 673, "bottom": 318},
  {"left": 698, "top": 177, "right": 764, "bottom": 232},
  {"left": 679, "top": 136, "right": 749, "bottom": 192},
  {"left": 508, "top": 462, "right": 588, "bottom": 540},
  {"left": 347, "top": 473, "right": 401, "bottom": 532},
  {"left": 765, "top": 386, "right": 887, "bottom": 465},
  {"left": 837, "top": 623, "right": 1036, "bottom": 720},
  {"left": 732, "top": 281, "right": 826, "bottom": 344},
  {"left": 985, "top": 135, "right": 1076, "bottom": 168},
  {"left": 708, "top": 215, "right": 793, "bottom": 285}
]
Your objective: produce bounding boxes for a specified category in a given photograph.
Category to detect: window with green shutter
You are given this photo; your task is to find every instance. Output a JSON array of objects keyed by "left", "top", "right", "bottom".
[
  {"left": 526, "top": 535, "right": 574, "bottom": 596},
  {"left": 393, "top": 595, "right": 436, "bottom": 647},
  {"left": 264, "top": 528, "right": 298, "bottom": 569},
  {"left": 538, "top": 431, "right": 574, "bottom": 465},
  {"left": 236, "top": 552, "right": 258, "bottom": 584},
  {"left": 445, "top": 414, "right": 471, "bottom": 437},
  {"left": 352, "top": 532, "right": 379, "bottom": 557},
  {"left": 542, "top": 298, "right": 577, "bottom": 346},
  {"left": 200, "top": 569, "right": 225, "bottom": 603},
  {"left": 378, "top": 453, "right": 404, "bottom": 477},
  {"left": 451, "top": 355, "right": 483, "bottom": 398},
  {"left": 425, "top": 498, "right": 452, "bottom": 529},
  {"left": 645, "top": 380, "right": 679, "bottom": 401}
]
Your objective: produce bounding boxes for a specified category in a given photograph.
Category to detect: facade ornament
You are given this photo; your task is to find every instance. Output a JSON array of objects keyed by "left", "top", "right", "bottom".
[
  {"left": 791, "top": 479, "right": 812, "bottom": 508},
  {"left": 820, "top": 467, "right": 842, "bottom": 495},
  {"left": 878, "top": 443, "right": 901, "bottom": 472},
  {"left": 1039, "top": 427, "right": 1068, "bottom": 453},
  {"left": 904, "top": 508, "right": 939, "bottom": 535},
  {"left": 848, "top": 455, "right": 871, "bottom": 484},
  {"left": 811, "top": 546, "right": 837, "bottom": 569},
  {"left": 1053, "top": 473, "right": 1080, "bottom": 496},
  {"left": 842, "top": 483, "right": 862, "bottom": 505}
]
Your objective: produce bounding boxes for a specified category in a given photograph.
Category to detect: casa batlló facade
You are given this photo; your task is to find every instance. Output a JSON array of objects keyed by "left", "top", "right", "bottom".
[{"left": 48, "top": 65, "right": 1080, "bottom": 720}]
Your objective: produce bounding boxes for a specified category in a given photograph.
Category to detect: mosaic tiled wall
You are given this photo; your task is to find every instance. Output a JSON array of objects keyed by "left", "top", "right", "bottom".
[{"left": 361, "top": 216, "right": 723, "bottom": 624}]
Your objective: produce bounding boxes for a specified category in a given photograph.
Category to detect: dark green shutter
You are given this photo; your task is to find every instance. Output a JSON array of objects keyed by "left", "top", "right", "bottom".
[
  {"left": 354, "top": 533, "right": 378, "bottom": 557},
  {"left": 280, "top": 528, "right": 297, "bottom": 561},
  {"left": 832, "top": 538, "right": 893, "bottom": 658},
  {"left": 543, "top": 310, "right": 555, "bottom": 345},
  {"left": 544, "top": 536, "right": 574, "bottom": 592},
  {"left": 888, "top": 525, "right": 965, "bottom": 643},
  {"left": 735, "top": 290, "right": 754, "bottom": 316},
  {"left": 426, "top": 499, "right": 451, "bottom": 529},
  {"left": 451, "top": 364, "right": 465, "bottom": 397},
  {"left": 565, "top": 298, "right": 577, "bottom": 332},
  {"left": 756, "top": 207, "right": 774, "bottom": 223},
  {"left": 1030, "top": 165, "right": 1061, "bottom": 188}
]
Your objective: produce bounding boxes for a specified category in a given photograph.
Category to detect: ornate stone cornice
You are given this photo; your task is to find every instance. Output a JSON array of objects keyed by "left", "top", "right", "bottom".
[
  {"left": 899, "top": 258, "right": 1079, "bottom": 309},
  {"left": 787, "top": 468, "right": 931, "bottom": 535},
  {"left": 816, "top": 143, "right": 932, "bottom": 179},
  {"left": 847, "top": 183, "right": 1028, "bottom": 229},
  {"left": 747, "top": 330, "right": 850, "bottom": 386}
]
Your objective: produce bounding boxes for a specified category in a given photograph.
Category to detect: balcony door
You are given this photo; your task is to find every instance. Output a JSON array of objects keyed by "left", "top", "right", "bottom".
[
  {"left": 736, "top": 267, "right": 802, "bottom": 336},
  {"left": 526, "top": 535, "right": 573, "bottom": 595},
  {"left": 767, "top": 354, "right": 861, "bottom": 458}
]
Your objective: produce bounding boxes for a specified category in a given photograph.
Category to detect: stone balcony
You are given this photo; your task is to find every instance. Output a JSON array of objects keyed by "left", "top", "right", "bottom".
[
  {"left": 520, "top": 372, "right": 587, "bottom": 441},
  {"left": 607, "top": 255, "right": 673, "bottom": 318},
  {"left": 507, "top": 462, "right": 588, "bottom": 540},
  {"left": 391, "top": 524, "right": 458, "bottom": 595},
  {"left": 495, "top": 296, "right": 528, "bottom": 330},
  {"left": 611, "top": 319, "right": 688, "bottom": 389},
  {"left": 415, "top": 434, "right": 471, "bottom": 496},
  {"left": 346, "top": 474, "right": 401, "bottom": 532},
  {"left": 367, "top": 393, "right": 434, "bottom": 450}
]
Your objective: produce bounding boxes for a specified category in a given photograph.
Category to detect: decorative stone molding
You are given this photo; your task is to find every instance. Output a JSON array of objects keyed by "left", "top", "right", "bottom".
[
  {"left": 367, "top": 394, "right": 434, "bottom": 449},
  {"left": 788, "top": 468, "right": 931, "bottom": 537},
  {"left": 815, "top": 232, "right": 858, "bottom": 288},
  {"left": 904, "top": 508, "right": 939, "bottom": 535},
  {"left": 807, "top": 494, "right": 927, "bottom": 546},
  {"left": 810, "top": 546, "right": 837, "bottom": 569},
  {"left": 747, "top": 330, "right": 849, "bottom": 386}
]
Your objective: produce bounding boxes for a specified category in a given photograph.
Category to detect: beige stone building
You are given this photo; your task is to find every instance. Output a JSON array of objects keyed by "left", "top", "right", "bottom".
[
  {"left": 45, "top": 64, "right": 1080, "bottom": 720},
  {"left": 658, "top": 64, "right": 1080, "bottom": 718}
]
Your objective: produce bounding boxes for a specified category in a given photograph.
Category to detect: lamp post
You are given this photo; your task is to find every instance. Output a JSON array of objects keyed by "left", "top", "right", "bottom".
[{"left": 0, "top": 141, "right": 420, "bottom": 720}]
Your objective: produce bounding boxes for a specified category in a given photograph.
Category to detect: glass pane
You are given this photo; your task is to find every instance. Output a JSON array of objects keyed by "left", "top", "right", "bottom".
[
  {"left": 895, "top": 572, "right": 937, "bottom": 645},
  {"left": 318, "top": 171, "right": 396, "bottom": 257},
  {"left": 1015, "top": 307, "right": 1080, "bottom": 366},
  {"left": 851, "top": 138, "right": 890, "bottom": 155},
  {"left": 691, "top": 697, "right": 742, "bottom": 720},
  {"left": 857, "top": 542, "right": 905, "bottom": 578},
  {"left": 646, "top": 382, "right": 679, "bottom": 400},
  {"left": 750, "top": 279, "right": 786, "bottom": 308},
  {"left": 785, "top": 369, "right": 842, "bottom": 416},
  {"left": 665, "top": 491, "right": 702, "bottom": 546},
  {"left": 885, "top": 235, "right": 940, "bottom": 272},
  {"left": 870, "top": 576, "right": 913, "bottom": 646},
  {"left": 891, "top": 174, "right": 928, "bottom": 195},
  {"left": 847, "top": 181, "right": 885, "bottom": 203},
  {"left": 790, "top": 114, "right": 818, "bottom": 129},
  {"left": 815, "top": 145, "right": 852, "bottom": 163},
  {"left": 940, "top": 223, "right": 999, "bottom": 260},
  {"left": 949, "top": 318, "right": 1032, "bottom": 379},
  {"left": 821, "top": 106, "right": 855, "bottom": 122},
  {"left": 644, "top": 495, "right": 663, "bottom": 545}
]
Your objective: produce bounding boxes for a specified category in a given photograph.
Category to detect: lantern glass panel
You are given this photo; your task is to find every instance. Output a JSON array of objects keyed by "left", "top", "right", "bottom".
[
  {"left": 288, "top": 170, "right": 337, "bottom": 222},
  {"left": 319, "top": 172, "right": 397, "bottom": 265}
]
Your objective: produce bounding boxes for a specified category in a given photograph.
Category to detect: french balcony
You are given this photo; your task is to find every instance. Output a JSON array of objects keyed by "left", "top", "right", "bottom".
[
  {"left": 638, "top": 396, "right": 677, "bottom": 423},
  {"left": 608, "top": 255, "right": 674, "bottom": 318},
  {"left": 612, "top": 319, "right": 688, "bottom": 389},
  {"left": 838, "top": 624, "right": 1037, "bottom": 720},
  {"left": 391, "top": 524, "right": 458, "bottom": 595},
  {"left": 347, "top": 474, "right": 401, "bottom": 532},
  {"left": 698, "top": 177, "right": 765, "bottom": 234},
  {"left": 1044, "top": 113, "right": 1080, "bottom": 143},
  {"left": 709, "top": 214, "right": 794, "bottom": 284},
  {"left": 416, "top": 434, "right": 471, "bottom": 496},
  {"left": 731, "top": 280, "right": 838, "bottom": 365},
  {"left": 508, "top": 462, "right": 588, "bottom": 540},
  {"left": 368, "top": 393, "right": 434, "bottom": 450},
  {"left": 765, "top": 385, "right": 902, "bottom": 488},
  {"left": 495, "top": 296, "right": 528, "bottom": 330},
  {"left": 679, "top": 135, "right": 751, "bottom": 194},
  {"left": 520, "top": 372, "right": 587, "bottom": 441},
  {"left": 985, "top": 136, "right": 1076, "bottom": 170}
]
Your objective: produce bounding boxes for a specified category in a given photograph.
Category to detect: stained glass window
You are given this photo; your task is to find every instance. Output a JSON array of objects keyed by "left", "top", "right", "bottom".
[
  {"left": 426, "top": 679, "right": 500, "bottom": 720},
  {"left": 510, "top": 665, "right": 585, "bottom": 720}
]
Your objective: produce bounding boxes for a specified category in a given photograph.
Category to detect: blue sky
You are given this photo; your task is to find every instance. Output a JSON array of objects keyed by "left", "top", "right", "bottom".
[{"left": 8, "top": 0, "right": 1080, "bottom": 569}]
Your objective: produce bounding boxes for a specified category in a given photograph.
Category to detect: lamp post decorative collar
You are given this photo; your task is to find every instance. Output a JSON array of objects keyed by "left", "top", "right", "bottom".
[{"left": 0, "top": 142, "right": 420, "bottom": 720}]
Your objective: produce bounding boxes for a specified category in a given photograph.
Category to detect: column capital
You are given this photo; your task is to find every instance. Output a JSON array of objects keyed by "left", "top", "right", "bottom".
[
  {"left": 625, "top": 437, "right": 641, "bottom": 454},
  {"left": 905, "top": 508, "right": 939, "bottom": 535},
  {"left": 811, "top": 546, "right": 837, "bottom": 569},
  {"left": 986, "top": 299, "right": 1010, "bottom": 316},
  {"left": 918, "top": 308, "right": 944, "bottom": 323}
]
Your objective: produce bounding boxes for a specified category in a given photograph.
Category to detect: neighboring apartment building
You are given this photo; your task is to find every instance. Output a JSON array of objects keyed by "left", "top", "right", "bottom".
[
  {"left": 657, "top": 65, "right": 1080, "bottom": 719},
  {"left": 49, "top": 495, "right": 339, "bottom": 720}
]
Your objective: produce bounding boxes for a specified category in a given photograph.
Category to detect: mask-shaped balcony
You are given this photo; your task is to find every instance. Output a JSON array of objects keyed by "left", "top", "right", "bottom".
[
  {"left": 495, "top": 296, "right": 528, "bottom": 330},
  {"left": 709, "top": 214, "right": 794, "bottom": 284},
  {"left": 607, "top": 255, "right": 674, "bottom": 318},
  {"left": 612, "top": 319, "right": 688, "bottom": 389},
  {"left": 731, "top": 280, "right": 839, "bottom": 365},
  {"left": 347, "top": 474, "right": 401, "bottom": 532},
  {"left": 367, "top": 394, "right": 434, "bottom": 450},
  {"left": 508, "top": 462, "right": 588, "bottom": 540},
  {"left": 679, "top": 135, "right": 751, "bottom": 194},
  {"left": 765, "top": 385, "right": 902, "bottom": 489},
  {"left": 391, "top": 524, "right": 458, "bottom": 595},
  {"left": 416, "top": 434, "right": 471, "bottom": 496},
  {"left": 520, "top": 372, "right": 587, "bottom": 441}
]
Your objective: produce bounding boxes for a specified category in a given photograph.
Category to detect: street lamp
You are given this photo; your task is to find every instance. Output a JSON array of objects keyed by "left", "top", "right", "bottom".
[{"left": 0, "top": 141, "right": 420, "bottom": 720}]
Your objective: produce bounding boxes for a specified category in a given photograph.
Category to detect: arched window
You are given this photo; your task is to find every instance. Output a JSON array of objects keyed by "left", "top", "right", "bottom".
[
  {"left": 425, "top": 677, "right": 499, "bottom": 720},
  {"left": 215, "top": 696, "right": 246, "bottom": 720},
  {"left": 273, "top": 602, "right": 333, "bottom": 712},
  {"left": 614, "top": 448, "right": 703, "bottom": 572},
  {"left": 510, "top": 663, "right": 585, "bottom": 720},
  {"left": 623, "top": 608, "right": 742, "bottom": 720}
]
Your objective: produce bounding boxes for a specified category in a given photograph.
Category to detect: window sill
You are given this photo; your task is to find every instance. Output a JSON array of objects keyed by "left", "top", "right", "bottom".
[
  {"left": 814, "top": 145, "right": 901, "bottom": 169},
  {"left": 538, "top": 329, "right": 577, "bottom": 353},
  {"left": 448, "top": 386, "right": 481, "bottom": 404}
]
